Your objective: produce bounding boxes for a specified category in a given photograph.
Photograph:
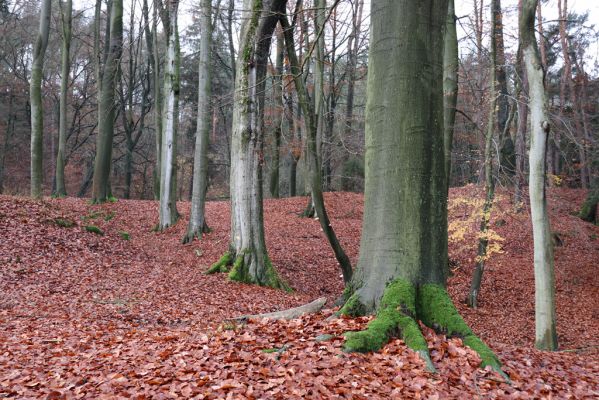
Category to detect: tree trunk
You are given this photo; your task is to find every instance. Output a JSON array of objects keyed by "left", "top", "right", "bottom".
[
  {"left": 153, "top": 0, "right": 163, "bottom": 200},
  {"left": 91, "top": 0, "right": 123, "bottom": 203},
  {"left": 184, "top": 0, "right": 213, "bottom": 243},
  {"left": 269, "top": 26, "right": 284, "bottom": 199},
  {"left": 467, "top": 0, "right": 500, "bottom": 309},
  {"left": 443, "top": 0, "right": 458, "bottom": 193},
  {"left": 208, "top": 0, "right": 288, "bottom": 290},
  {"left": 494, "top": 0, "right": 515, "bottom": 179},
  {"left": 520, "top": 0, "right": 558, "bottom": 351},
  {"left": 280, "top": 8, "right": 353, "bottom": 285},
  {"left": 30, "top": 0, "right": 51, "bottom": 199},
  {"left": 55, "top": 0, "right": 72, "bottom": 197},
  {"left": 339, "top": 0, "right": 505, "bottom": 378},
  {"left": 514, "top": 45, "right": 528, "bottom": 207},
  {"left": 0, "top": 93, "right": 15, "bottom": 194},
  {"left": 158, "top": 0, "right": 180, "bottom": 229}
]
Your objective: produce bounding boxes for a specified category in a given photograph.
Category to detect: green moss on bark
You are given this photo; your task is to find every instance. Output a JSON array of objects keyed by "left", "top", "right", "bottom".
[
  {"left": 228, "top": 252, "right": 291, "bottom": 292},
  {"left": 206, "top": 252, "right": 232, "bottom": 274},
  {"left": 344, "top": 279, "right": 428, "bottom": 354}
]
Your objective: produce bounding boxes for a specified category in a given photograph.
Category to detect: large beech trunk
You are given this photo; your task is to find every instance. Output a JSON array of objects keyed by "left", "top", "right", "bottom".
[
  {"left": 30, "top": 0, "right": 51, "bottom": 199},
  {"left": 208, "top": 0, "right": 288, "bottom": 290},
  {"left": 520, "top": 0, "right": 558, "bottom": 351},
  {"left": 339, "top": 0, "right": 506, "bottom": 379}
]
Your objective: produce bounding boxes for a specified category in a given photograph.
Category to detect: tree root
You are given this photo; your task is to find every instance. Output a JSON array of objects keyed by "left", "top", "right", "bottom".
[
  {"left": 182, "top": 221, "right": 211, "bottom": 244},
  {"left": 341, "top": 279, "right": 509, "bottom": 381},
  {"left": 231, "top": 297, "right": 327, "bottom": 321},
  {"left": 207, "top": 251, "right": 291, "bottom": 292}
]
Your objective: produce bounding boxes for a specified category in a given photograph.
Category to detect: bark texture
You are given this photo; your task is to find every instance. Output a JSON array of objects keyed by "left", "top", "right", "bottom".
[
  {"left": 443, "top": 0, "right": 458, "bottom": 192},
  {"left": 30, "top": 0, "right": 51, "bottom": 199},
  {"left": 520, "top": 0, "right": 558, "bottom": 351},
  {"left": 91, "top": 0, "right": 123, "bottom": 203},
  {"left": 158, "top": 0, "right": 180, "bottom": 229},
  {"left": 340, "top": 0, "right": 505, "bottom": 377},
  {"left": 210, "top": 0, "right": 289, "bottom": 290},
  {"left": 184, "top": 0, "right": 213, "bottom": 243},
  {"left": 54, "top": 0, "right": 72, "bottom": 197}
]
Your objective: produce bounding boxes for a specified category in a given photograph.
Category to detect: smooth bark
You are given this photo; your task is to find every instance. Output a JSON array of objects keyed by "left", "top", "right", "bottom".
[
  {"left": 521, "top": 0, "right": 558, "bottom": 351},
  {"left": 443, "top": 0, "right": 458, "bottom": 193},
  {"left": 91, "top": 0, "right": 123, "bottom": 203},
  {"left": 184, "top": 0, "right": 213, "bottom": 242},
  {"left": 30, "top": 0, "right": 51, "bottom": 199}
]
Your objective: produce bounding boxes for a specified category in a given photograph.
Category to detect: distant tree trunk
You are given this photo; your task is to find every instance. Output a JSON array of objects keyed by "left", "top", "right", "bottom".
[
  {"left": 494, "top": 0, "right": 515, "bottom": 179},
  {"left": 184, "top": 0, "right": 213, "bottom": 243},
  {"left": 467, "top": 1, "right": 498, "bottom": 308},
  {"left": 226, "top": 0, "right": 236, "bottom": 82},
  {"left": 91, "top": 0, "right": 123, "bottom": 203},
  {"left": 443, "top": 0, "right": 458, "bottom": 193},
  {"left": 0, "top": 93, "right": 15, "bottom": 193},
  {"left": 153, "top": 0, "right": 163, "bottom": 200},
  {"left": 30, "top": 0, "right": 51, "bottom": 199},
  {"left": 514, "top": 47, "right": 528, "bottom": 207},
  {"left": 55, "top": 0, "right": 72, "bottom": 198},
  {"left": 521, "top": 0, "right": 558, "bottom": 351},
  {"left": 339, "top": 0, "right": 505, "bottom": 378},
  {"left": 324, "top": 6, "right": 338, "bottom": 191},
  {"left": 343, "top": 0, "right": 363, "bottom": 152},
  {"left": 207, "top": 0, "right": 288, "bottom": 290},
  {"left": 269, "top": 26, "right": 284, "bottom": 199},
  {"left": 280, "top": 10, "right": 353, "bottom": 284},
  {"left": 158, "top": 0, "right": 180, "bottom": 229}
]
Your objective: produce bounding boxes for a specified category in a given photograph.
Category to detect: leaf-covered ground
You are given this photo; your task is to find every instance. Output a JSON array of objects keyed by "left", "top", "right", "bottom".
[{"left": 0, "top": 187, "right": 597, "bottom": 398}]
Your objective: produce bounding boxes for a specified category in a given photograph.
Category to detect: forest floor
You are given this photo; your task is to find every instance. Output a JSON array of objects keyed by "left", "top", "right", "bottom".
[{"left": 0, "top": 186, "right": 598, "bottom": 398}]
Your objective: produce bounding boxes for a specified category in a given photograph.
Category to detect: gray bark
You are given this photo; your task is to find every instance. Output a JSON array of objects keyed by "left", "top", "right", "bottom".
[
  {"left": 520, "top": 0, "right": 558, "bottom": 351},
  {"left": 347, "top": 0, "right": 449, "bottom": 311},
  {"left": 30, "top": 0, "right": 51, "bottom": 199},
  {"left": 158, "top": 0, "right": 180, "bottom": 229},
  {"left": 184, "top": 0, "right": 213, "bottom": 242},
  {"left": 91, "top": 0, "right": 123, "bottom": 203},
  {"left": 443, "top": 0, "right": 458, "bottom": 193},
  {"left": 55, "top": 0, "right": 72, "bottom": 197},
  {"left": 269, "top": 26, "right": 284, "bottom": 199}
]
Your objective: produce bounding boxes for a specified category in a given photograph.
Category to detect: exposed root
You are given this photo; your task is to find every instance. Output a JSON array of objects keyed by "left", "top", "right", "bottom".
[
  {"left": 229, "top": 253, "right": 291, "bottom": 292},
  {"left": 182, "top": 221, "right": 211, "bottom": 244},
  {"left": 341, "top": 279, "right": 507, "bottom": 379},
  {"left": 231, "top": 297, "right": 326, "bottom": 321},
  {"left": 205, "top": 252, "right": 232, "bottom": 274}
]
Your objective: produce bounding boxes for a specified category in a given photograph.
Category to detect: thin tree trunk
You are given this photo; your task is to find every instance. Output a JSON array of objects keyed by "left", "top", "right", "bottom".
[
  {"left": 30, "top": 0, "right": 51, "bottom": 199},
  {"left": 280, "top": 9, "right": 353, "bottom": 284},
  {"left": 443, "top": 0, "right": 458, "bottom": 193},
  {"left": 55, "top": 0, "right": 72, "bottom": 197},
  {"left": 91, "top": 0, "right": 123, "bottom": 203},
  {"left": 468, "top": 1, "right": 498, "bottom": 308},
  {"left": 494, "top": 0, "right": 515, "bottom": 179},
  {"left": 153, "top": 0, "right": 163, "bottom": 200},
  {"left": 521, "top": 0, "right": 558, "bottom": 351},
  {"left": 184, "top": 0, "right": 213, "bottom": 243},
  {"left": 269, "top": 26, "right": 284, "bottom": 199},
  {"left": 0, "top": 93, "right": 15, "bottom": 193},
  {"left": 158, "top": 0, "right": 180, "bottom": 229},
  {"left": 514, "top": 44, "right": 528, "bottom": 207}
]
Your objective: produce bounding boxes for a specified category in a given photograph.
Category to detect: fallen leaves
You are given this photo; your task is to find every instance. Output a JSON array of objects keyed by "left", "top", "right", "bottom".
[{"left": 0, "top": 189, "right": 597, "bottom": 398}]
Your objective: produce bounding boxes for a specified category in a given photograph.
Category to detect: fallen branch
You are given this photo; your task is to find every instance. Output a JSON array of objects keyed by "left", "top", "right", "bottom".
[{"left": 232, "top": 297, "right": 327, "bottom": 321}]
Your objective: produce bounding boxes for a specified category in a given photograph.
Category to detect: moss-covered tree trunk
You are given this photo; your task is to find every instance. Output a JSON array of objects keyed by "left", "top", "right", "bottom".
[
  {"left": 184, "top": 0, "right": 212, "bottom": 242},
  {"left": 158, "top": 0, "right": 180, "bottom": 230},
  {"left": 340, "top": 0, "right": 506, "bottom": 378},
  {"left": 520, "top": 0, "right": 558, "bottom": 351},
  {"left": 443, "top": 0, "right": 458, "bottom": 193},
  {"left": 91, "top": 0, "right": 123, "bottom": 203},
  {"left": 208, "top": 0, "right": 288, "bottom": 290},
  {"left": 54, "top": 0, "right": 72, "bottom": 198},
  {"left": 30, "top": 0, "right": 51, "bottom": 199}
]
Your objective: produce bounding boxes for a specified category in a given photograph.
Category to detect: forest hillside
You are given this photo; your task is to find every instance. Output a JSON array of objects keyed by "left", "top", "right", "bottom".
[{"left": 1, "top": 187, "right": 597, "bottom": 398}]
